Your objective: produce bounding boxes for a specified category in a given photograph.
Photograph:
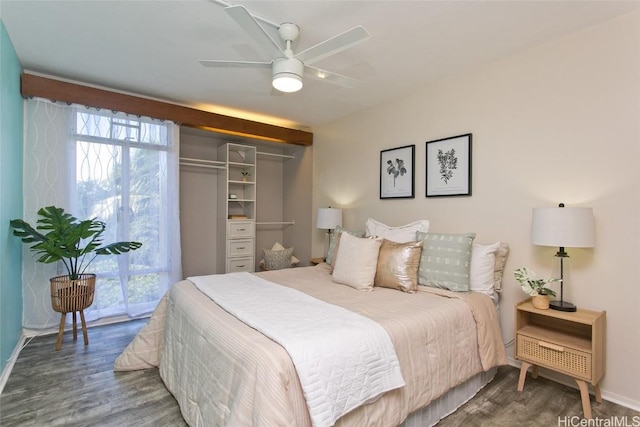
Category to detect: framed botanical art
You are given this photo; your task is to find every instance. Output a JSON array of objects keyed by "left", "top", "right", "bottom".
[
  {"left": 425, "top": 133, "right": 472, "bottom": 197},
  {"left": 380, "top": 144, "right": 415, "bottom": 199}
]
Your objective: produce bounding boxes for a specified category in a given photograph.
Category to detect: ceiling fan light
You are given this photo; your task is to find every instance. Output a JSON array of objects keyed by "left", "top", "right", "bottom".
[
  {"left": 273, "top": 73, "right": 303, "bottom": 93},
  {"left": 272, "top": 58, "right": 304, "bottom": 93}
]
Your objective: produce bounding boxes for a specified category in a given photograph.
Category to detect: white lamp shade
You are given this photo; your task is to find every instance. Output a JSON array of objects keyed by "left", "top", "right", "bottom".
[
  {"left": 531, "top": 206, "right": 595, "bottom": 248},
  {"left": 316, "top": 208, "right": 342, "bottom": 230}
]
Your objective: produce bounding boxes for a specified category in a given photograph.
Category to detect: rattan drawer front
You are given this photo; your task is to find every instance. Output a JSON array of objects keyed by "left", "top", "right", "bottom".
[{"left": 517, "top": 334, "right": 592, "bottom": 380}]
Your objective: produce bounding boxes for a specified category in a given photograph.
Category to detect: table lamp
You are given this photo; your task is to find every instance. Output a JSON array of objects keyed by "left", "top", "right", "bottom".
[
  {"left": 316, "top": 207, "right": 342, "bottom": 261},
  {"left": 531, "top": 203, "right": 595, "bottom": 312}
]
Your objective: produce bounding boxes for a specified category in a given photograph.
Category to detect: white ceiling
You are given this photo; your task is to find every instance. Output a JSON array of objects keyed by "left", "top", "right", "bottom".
[{"left": 2, "top": 0, "right": 639, "bottom": 130}]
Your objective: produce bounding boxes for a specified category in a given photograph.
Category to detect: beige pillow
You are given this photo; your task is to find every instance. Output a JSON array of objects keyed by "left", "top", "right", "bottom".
[
  {"left": 326, "top": 226, "right": 365, "bottom": 265},
  {"left": 493, "top": 242, "right": 510, "bottom": 293},
  {"left": 332, "top": 233, "right": 383, "bottom": 291},
  {"left": 374, "top": 239, "right": 423, "bottom": 293}
]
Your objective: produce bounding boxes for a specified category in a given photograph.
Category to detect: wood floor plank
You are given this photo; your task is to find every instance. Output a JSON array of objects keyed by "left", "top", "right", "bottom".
[{"left": 1, "top": 319, "right": 637, "bottom": 426}]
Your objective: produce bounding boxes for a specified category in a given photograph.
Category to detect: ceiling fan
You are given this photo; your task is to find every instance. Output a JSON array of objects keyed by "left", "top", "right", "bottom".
[{"left": 199, "top": 4, "right": 370, "bottom": 93}]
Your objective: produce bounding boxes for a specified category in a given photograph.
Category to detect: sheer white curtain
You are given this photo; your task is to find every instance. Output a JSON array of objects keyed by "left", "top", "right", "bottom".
[{"left": 22, "top": 98, "right": 181, "bottom": 328}]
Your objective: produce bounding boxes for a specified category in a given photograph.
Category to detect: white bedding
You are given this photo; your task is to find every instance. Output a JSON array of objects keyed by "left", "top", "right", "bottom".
[{"left": 189, "top": 272, "right": 405, "bottom": 427}]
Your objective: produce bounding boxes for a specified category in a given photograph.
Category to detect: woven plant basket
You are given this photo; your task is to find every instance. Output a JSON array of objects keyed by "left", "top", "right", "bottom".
[
  {"left": 532, "top": 294, "right": 550, "bottom": 310},
  {"left": 50, "top": 274, "right": 96, "bottom": 313}
]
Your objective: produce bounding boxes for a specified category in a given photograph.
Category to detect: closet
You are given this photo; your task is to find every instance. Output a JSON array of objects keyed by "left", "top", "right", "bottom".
[{"left": 179, "top": 128, "right": 312, "bottom": 277}]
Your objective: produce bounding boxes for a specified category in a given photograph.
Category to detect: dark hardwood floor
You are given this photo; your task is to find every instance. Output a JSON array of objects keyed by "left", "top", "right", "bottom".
[{"left": 1, "top": 320, "right": 638, "bottom": 426}]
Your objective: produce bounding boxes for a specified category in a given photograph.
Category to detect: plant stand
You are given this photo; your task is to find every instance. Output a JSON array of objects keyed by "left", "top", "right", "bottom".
[{"left": 50, "top": 274, "right": 96, "bottom": 351}]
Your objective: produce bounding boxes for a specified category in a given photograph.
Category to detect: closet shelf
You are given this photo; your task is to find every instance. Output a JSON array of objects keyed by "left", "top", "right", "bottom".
[
  {"left": 179, "top": 157, "right": 226, "bottom": 170},
  {"left": 256, "top": 221, "right": 295, "bottom": 226},
  {"left": 257, "top": 151, "right": 295, "bottom": 160}
]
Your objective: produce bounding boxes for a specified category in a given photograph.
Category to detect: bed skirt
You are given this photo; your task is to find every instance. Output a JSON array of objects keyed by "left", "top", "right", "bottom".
[{"left": 402, "top": 368, "right": 497, "bottom": 426}]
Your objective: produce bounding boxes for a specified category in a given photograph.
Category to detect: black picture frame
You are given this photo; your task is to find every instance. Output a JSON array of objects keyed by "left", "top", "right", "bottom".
[
  {"left": 425, "top": 133, "right": 472, "bottom": 197},
  {"left": 380, "top": 145, "right": 415, "bottom": 199}
]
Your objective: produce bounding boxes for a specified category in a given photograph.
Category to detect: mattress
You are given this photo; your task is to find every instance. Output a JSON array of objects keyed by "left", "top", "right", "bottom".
[{"left": 115, "top": 264, "right": 507, "bottom": 426}]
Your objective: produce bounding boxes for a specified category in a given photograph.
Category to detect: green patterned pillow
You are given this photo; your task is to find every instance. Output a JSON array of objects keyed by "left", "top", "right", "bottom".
[
  {"left": 263, "top": 247, "right": 294, "bottom": 270},
  {"left": 417, "top": 232, "right": 476, "bottom": 292},
  {"left": 326, "top": 225, "right": 365, "bottom": 265}
]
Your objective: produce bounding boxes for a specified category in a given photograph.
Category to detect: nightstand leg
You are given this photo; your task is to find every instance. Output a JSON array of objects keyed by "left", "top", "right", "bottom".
[
  {"left": 517, "top": 361, "right": 533, "bottom": 391},
  {"left": 531, "top": 365, "right": 538, "bottom": 379},
  {"left": 594, "top": 383, "right": 602, "bottom": 404},
  {"left": 576, "top": 379, "right": 593, "bottom": 419}
]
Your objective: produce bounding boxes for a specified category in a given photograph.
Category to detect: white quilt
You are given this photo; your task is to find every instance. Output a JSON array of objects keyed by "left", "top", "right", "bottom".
[{"left": 189, "top": 272, "right": 405, "bottom": 427}]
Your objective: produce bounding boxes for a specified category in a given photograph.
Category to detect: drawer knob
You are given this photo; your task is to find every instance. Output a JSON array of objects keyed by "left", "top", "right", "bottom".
[
  {"left": 237, "top": 228, "right": 246, "bottom": 231},
  {"left": 539, "top": 341, "right": 565, "bottom": 352},
  {"left": 237, "top": 246, "right": 245, "bottom": 250},
  {"left": 236, "top": 264, "right": 245, "bottom": 268}
]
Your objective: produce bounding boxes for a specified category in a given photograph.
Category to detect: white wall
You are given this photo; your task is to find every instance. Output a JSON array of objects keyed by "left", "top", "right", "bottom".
[{"left": 313, "top": 11, "right": 640, "bottom": 408}]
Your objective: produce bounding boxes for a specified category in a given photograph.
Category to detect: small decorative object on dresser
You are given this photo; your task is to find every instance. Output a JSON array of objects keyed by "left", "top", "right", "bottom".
[
  {"left": 514, "top": 267, "right": 559, "bottom": 310},
  {"left": 515, "top": 299, "right": 606, "bottom": 419}
]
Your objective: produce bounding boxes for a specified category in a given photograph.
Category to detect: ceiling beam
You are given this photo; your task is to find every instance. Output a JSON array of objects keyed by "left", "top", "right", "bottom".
[{"left": 20, "top": 73, "right": 313, "bottom": 146}]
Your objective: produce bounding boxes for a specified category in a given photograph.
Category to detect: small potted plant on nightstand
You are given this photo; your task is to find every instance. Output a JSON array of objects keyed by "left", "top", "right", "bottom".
[{"left": 514, "top": 267, "right": 560, "bottom": 309}]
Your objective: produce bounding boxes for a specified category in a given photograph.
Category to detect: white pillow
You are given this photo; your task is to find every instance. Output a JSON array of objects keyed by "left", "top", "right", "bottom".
[
  {"left": 469, "top": 242, "right": 501, "bottom": 297},
  {"left": 365, "top": 218, "right": 429, "bottom": 243},
  {"left": 332, "top": 233, "right": 382, "bottom": 291},
  {"left": 469, "top": 242, "right": 510, "bottom": 297}
]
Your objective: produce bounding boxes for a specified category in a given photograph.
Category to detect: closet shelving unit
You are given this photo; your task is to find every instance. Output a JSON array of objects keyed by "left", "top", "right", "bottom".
[{"left": 217, "top": 143, "right": 257, "bottom": 273}]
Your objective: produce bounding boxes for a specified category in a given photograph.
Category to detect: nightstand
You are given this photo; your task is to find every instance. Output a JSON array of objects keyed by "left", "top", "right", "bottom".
[
  {"left": 309, "top": 257, "right": 325, "bottom": 266},
  {"left": 515, "top": 299, "right": 606, "bottom": 419}
]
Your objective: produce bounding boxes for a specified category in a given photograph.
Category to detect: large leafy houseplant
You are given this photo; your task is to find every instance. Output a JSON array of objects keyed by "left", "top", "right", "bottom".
[{"left": 10, "top": 205, "right": 142, "bottom": 280}]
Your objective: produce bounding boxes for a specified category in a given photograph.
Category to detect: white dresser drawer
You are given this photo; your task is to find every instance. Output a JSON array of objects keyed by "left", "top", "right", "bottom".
[
  {"left": 228, "top": 221, "right": 254, "bottom": 239},
  {"left": 227, "top": 239, "right": 253, "bottom": 257},
  {"left": 227, "top": 257, "right": 254, "bottom": 273}
]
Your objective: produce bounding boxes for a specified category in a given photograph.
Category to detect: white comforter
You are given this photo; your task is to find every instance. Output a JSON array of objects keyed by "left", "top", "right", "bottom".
[{"left": 189, "top": 272, "right": 405, "bottom": 427}]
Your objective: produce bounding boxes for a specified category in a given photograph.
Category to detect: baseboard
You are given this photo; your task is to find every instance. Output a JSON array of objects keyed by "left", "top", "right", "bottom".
[
  {"left": 0, "top": 334, "right": 27, "bottom": 395},
  {"left": 508, "top": 357, "right": 640, "bottom": 412},
  {"left": 22, "top": 314, "right": 150, "bottom": 338}
]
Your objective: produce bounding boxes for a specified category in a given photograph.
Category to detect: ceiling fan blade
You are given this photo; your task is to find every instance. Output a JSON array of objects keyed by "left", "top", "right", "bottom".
[
  {"left": 199, "top": 60, "right": 271, "bottom": 69},
  {"left": 295, "top": 26, "right": 369, "bottom": 66},
  {"left": 305, "top": 66, "right": 358, "bottom": 88},
  {"left": 224, "top": 5, "right": 284, "bottom": 58}
]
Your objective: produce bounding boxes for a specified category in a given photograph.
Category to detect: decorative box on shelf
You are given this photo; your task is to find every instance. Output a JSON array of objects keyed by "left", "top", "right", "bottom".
[{"left": 515, "top": 298, "right": 606, "bottom": 419}]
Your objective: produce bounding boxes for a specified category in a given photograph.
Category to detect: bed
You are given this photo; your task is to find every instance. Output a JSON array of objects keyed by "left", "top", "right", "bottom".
[{"left": 115, "top": 220, "right": 508, "bottom": 426}]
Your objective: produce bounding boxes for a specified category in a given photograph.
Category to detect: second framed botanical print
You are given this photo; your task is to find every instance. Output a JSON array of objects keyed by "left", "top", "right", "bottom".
[{"left": 425, "top": 133, "right": 472, "bottom": 197}]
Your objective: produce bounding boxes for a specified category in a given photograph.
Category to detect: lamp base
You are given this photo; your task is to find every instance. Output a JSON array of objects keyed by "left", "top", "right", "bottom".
[{"left": 549, "top": 300, "right": 577, "bottom": 312}]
